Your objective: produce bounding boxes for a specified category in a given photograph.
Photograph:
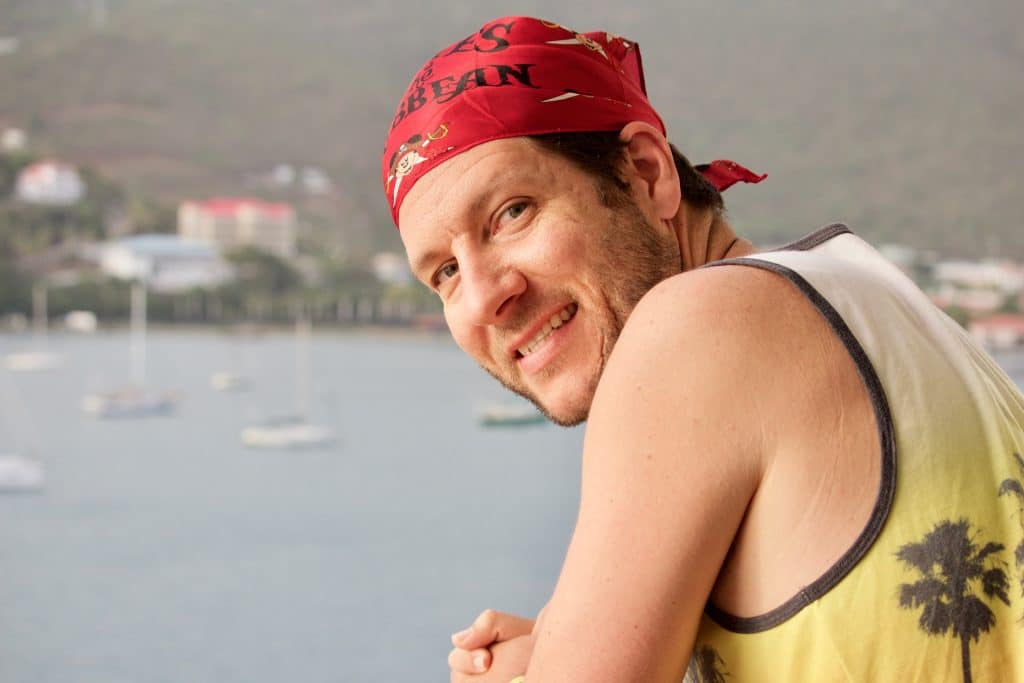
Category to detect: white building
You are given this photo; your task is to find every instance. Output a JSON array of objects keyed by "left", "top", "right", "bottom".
[
  {"left": 929, "top": 284, "right": 1005, "bottom": 315},
  {"left": 98, "top": 234, "right": 234, "bottom": 293},
  {"left": 1, "top": 127, "right": 26, "bottom": 151},
  {"left": 933, "top": 259, "right": 1024, "bottom": 294},
  {"left": 15, "top": 161, "right": 85, "bottom": 205},
  {"left": 178, "top": 197, "right": 297, "bottom": 260},
  {"left": 372, "top": 252, "right": 412, "bottom": 285},
  {"left": 300, "top": 167, "right": 332, "bottom": 195}
]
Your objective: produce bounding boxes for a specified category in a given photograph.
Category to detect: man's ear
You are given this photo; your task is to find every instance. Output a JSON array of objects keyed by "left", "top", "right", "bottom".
[{"left": 619, "top": 121, "right": 681, "bottom": 221}]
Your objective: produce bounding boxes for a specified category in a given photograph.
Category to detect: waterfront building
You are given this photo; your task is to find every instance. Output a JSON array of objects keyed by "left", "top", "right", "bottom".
[{"left": 178, "top": 197, "right": 297, "bottom": 260}]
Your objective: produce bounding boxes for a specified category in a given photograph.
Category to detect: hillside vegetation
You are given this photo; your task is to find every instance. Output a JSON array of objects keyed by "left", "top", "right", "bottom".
[{"left": 1, "top": 0, "right": 1021, "bottom": 258}]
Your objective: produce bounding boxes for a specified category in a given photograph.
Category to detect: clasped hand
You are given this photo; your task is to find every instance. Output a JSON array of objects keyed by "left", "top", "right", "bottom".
[{"left": 448, "top": 609, "right": 539, "bottom": 682}]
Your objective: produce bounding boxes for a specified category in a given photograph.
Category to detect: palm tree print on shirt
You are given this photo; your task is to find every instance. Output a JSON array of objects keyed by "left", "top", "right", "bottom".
[
  {"left": 684, "top": 644, "right": 729, "bottom": 683},
  {"left": 997, "top": 452, "right": 1024, "bottom": 609},
  {"left": 896, "top": 519, "right": 1010, "bottom": 683}
]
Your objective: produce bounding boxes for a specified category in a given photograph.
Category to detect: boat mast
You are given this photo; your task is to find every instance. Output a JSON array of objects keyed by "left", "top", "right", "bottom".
[
  {"left": 295, "top": 313, "right": 311, "bottom": 420},
  {"left": 32, "top": 283, "right": 47, "bottom": 342},
  {"left": 130, "top": 281, "right": 147, "bottom": 386}
]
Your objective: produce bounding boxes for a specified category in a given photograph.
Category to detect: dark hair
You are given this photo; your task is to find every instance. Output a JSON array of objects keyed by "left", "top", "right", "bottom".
[{"left": 528, "top": 131, "right": 723, "bottom": 214}]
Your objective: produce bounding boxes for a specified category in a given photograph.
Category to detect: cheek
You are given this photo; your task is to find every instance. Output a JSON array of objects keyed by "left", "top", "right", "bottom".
[{"left": 528, "top": 218, "right": 590, "bottom": 275}]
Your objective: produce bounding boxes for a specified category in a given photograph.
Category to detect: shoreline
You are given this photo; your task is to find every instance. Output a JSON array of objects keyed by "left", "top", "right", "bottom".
[{"left": 0, "top": 321, "right": 453, "bottom": 340}]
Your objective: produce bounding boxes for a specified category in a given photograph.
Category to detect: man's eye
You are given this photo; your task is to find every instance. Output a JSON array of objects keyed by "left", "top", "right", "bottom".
[
  {"left": 434, "top": 262, "right": 458, "bottom": 287},
  {"left": 494, "top": 201, "right": 531, "bottom": 235},
  {"left": 505, "top": 202, "right": 527, "bottom": 220}
]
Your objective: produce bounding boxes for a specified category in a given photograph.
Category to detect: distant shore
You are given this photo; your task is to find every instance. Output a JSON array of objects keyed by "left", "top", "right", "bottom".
[{"left": 0, "top": 320, "right": 453, "bottom": 339}]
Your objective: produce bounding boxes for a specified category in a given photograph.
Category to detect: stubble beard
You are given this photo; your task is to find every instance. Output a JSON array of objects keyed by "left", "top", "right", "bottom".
[{"left": 482, "top": 197, "right": 681, "bottom": 427}]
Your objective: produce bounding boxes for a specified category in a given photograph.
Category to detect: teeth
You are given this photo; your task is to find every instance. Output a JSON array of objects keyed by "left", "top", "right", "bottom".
[{"left": 518, "top": 303, "right": 578, "bottom": 357}]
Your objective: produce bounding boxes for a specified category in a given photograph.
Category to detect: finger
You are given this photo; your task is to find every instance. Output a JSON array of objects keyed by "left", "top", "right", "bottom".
[
  {"left": 447, "top": 646, "right": 490, "bottom": 674},
  {"left": 533, "top": 604, "right": 547, "bottom": 634},
  {"left": 452, "top": 609, "right": 536, "bottom": 649}
]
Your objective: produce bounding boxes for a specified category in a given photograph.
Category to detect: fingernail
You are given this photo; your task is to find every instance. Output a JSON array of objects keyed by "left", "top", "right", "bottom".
[
  {"left": 473, "top": 653, "right": 486, "bottom": 672},
  {"left": 451, "top": 627, "right": 472, "bottom": 644}
]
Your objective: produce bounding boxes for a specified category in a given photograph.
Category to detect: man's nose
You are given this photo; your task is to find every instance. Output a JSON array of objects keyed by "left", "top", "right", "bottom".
[{"left": 458, "top": 255, "right": 526, "bottom": 326}]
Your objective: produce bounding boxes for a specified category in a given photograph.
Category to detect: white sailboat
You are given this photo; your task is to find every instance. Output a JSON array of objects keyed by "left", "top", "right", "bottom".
[
  {"left": 4, "top": 284, "right": 66, "bottom": 372},
  {"left": 0, "top": 453, "right": 44, "bottom": 492},
  {"left": 240, "top": 316, "right": 335, "bottom": 449},
  {"left": 210, "top": 370, "right": 250, "bottom": 392},
  {"left": 475, "top": 400, "right": 546, "bottom": 427},
  {"left": 210, "top": 327, "right": 253, "bottom": 392},
  {"left": 0, "top": 364, "right": 45, "bottom": 493},
  {"left": 81, "top": 282, "right": 177, "bottom": 418}
]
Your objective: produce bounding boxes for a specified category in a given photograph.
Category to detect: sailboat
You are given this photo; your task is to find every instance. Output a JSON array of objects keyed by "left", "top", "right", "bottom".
[
  {"left": 210, "top": 370, "right": 251, "bottom": 392},
  {"left": 80, "top": 282, "right": 177, "bottom": 418},
  {"left": 240, "top": 316, "right": 334, "bottom": 449},
  {"left": 475, "top": 400, "right": 546, "bottom": 427},
  {"left": 4, "top": 284, "right": 66, "bottom": 372},
  {"left": 210, "top": 326, "right": 253, "bottom": 392},
  {"left": 0, "top": 364, "right": 45, "bottom": 493},
  {"left": 0, "top": 453, "right": 44, "bottom": 492}
]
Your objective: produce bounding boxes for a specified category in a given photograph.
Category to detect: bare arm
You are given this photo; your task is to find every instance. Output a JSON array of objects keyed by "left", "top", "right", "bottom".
[{"left": 525, "top": 266, "right": 785, "bottom": 681}]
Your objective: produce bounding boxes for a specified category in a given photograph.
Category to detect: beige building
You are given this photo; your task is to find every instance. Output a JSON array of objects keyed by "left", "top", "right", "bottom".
[{"left": 178, "top": 197, "right": 297, "bottom": 260}]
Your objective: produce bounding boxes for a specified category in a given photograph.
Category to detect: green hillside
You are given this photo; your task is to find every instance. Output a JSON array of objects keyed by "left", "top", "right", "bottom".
[{"left": 1, "top": 0, "right": 1021, "bottom": 258}]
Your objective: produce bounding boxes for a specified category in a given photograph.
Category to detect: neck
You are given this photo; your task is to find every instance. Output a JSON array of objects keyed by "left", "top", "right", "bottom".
[{"left": 674, "top": 205, "right": 756, "bottom": 271}]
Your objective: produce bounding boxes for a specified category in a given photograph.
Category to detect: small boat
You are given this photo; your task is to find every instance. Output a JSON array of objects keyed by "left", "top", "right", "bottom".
[
  {"left": 241, "top": 415, "right": 335, "bottom": 449},
  {"left": 210, "top": 370, "right": 251, "bottom": 392},
  {"left": 4, "top": 285, "right": 66, "bottom": 372},
  {"left": 240, "top": 316, "right": 335, "bottom": 449},
  {"left": 0, "top": 452, "right": 44, "bottom": 493},
  {"left": 64, "top": 310, "right": 98, "bottom": 333},
  {"left": 476, "top": 402, "right": 546, "bottom": 427},
  {"left": 0, "top": 358, "right": 45, "bottom": 493},
  {"left": 81, "top": 282, "right": 178, "bottom": 419},
  {"left": 81, "top": 386, "right": 177, "bottom": 419},
  {"left": 3, "top": 350, "right": 64, "bottom": 372}
]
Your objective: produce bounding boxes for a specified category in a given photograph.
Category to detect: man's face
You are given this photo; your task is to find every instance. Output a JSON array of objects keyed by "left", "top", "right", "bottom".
[{"left": 400, "top": 137, "right": 680, "bottom": 425}]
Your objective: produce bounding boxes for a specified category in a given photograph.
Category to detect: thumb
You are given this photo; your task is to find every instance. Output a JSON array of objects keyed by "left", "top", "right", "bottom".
[{"left": 452, "top": 609, "right": 535, "bottom": 649}]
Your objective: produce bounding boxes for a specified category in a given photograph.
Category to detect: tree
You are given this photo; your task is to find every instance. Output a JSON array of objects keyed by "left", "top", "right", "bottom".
[
  {"left": 896, "top": 519, "right": 1010, "bottom": 683},
  {"left": 225, "top": 246, "right": 302, "bottom": 295},
  {"left": 998, "top": 452, "right": 1024, "bottom": 605}
]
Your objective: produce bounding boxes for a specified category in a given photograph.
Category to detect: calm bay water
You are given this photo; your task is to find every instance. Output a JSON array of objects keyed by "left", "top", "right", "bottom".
[
  {"left": 3, "top": 330, "right": 1023, "bottom": 682},
  {"left": 0, "top": 329, "right": 584, "bottom": 683}
]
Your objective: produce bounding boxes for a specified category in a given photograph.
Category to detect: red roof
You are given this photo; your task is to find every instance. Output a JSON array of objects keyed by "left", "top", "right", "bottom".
[
  {"left": 20, "top": 160, "right": 77, "bottom": 179},
  {"left": 970, "top": 314, "right": 1024, "bottom": 332},
  {"left": 186, "top": 197, "right": 293, "bottom": 218}
]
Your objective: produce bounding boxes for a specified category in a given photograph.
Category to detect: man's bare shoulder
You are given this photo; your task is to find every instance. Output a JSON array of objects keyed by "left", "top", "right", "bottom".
[
  {"left": 627, "top": 261, "right": 807, "bottom": 348},
  {"left": 603, "top": 262, "right": 814, "bottom": 394},
  {"left": 587, "top": 260, "right": 841, "bottom": 472}
]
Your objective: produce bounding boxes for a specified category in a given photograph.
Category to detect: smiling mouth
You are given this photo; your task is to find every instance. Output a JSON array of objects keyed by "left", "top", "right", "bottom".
[{"left": 515, "top": 303, "right": 579, "bottom": 358}]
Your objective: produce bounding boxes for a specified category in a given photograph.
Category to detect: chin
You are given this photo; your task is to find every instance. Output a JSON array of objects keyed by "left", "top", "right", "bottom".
[
  {"left": 541, "top": 403, "right": 589, "bottom": 428},
  {"left": 530, "top": 376, "right": 598, "bottom": 427}
]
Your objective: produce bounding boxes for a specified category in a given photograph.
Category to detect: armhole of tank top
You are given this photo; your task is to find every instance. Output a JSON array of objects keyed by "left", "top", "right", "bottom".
[{"left": 700, "top": 254, "right": 897, "bottom": 634}]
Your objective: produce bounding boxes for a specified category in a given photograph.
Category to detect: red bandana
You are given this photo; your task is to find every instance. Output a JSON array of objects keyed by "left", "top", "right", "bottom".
[{"left": 382, "top": 16, "right": 765, "bottom": 227}]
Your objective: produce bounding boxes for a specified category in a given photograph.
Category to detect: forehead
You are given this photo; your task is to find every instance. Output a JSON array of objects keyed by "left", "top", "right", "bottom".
[{"left": 398, "top": 136, "right": 563, "bottom": 236}]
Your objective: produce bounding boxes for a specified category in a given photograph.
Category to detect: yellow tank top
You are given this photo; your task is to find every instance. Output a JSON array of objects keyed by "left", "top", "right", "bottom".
[{"left": 688, "top": 225, "right": 1024, "bottom": 682}]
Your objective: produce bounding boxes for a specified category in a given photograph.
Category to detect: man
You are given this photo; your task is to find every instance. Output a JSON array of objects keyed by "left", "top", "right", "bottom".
[{"left": 383, "top": 16, "right": 1024, "bottom": 682}]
